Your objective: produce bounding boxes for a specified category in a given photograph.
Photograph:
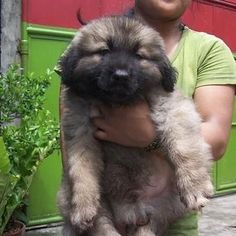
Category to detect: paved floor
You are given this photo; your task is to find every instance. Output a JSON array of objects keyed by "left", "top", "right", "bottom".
[
  {"left": 25, "top": 193, "right": 236, "bottom": 236},
  {"left": 199, "top": 193, "right": 236, "bottom": 236}
]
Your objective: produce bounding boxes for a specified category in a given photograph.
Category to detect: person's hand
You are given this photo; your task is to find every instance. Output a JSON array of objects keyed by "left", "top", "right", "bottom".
[{"left": 90, "top": 101, "right": 156, "bottom": 148}]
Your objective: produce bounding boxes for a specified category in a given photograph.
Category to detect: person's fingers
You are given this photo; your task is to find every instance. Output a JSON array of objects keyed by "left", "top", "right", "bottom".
[
  {"left": 94, "top": 129, "right": 108, "bottom": 140},
  {"left": 91, "top": 117, "right": 108, "bottom": 130}
]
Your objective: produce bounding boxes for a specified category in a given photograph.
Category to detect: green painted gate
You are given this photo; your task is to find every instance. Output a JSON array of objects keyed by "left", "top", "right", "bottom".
[
  {"left": 213, "top": 99, "right": 236, "bottom": 195},
  {"left": 21, "top": 23, "right": 76, "bottom": 225}
]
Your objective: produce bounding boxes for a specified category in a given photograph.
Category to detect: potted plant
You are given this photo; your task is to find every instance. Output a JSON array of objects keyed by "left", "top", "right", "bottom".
[{"left": 0, "top": 65, "right": 59, "bottom": 235}]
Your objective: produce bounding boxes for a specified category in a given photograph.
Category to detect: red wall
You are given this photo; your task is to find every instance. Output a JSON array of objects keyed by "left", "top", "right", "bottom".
[
  {"left": 183, "top": 1, "right": 236, "bottom": 51},
  {"left": 22, "top": 0, "right": 236, "bottom": 51},
  {"left": 22, "top": 0, "right": 134, "bottom": 29}
]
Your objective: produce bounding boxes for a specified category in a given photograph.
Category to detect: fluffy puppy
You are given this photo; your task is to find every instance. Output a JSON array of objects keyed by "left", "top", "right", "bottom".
[{"left": 58, "top": 16, "right": 213, "bottom": 236}]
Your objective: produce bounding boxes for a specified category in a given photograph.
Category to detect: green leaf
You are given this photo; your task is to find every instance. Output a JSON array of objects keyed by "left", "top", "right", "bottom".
[
  {"left": 0, "top": 65, "right": 59, "bottom": 234},
  {"left": 0, "top": 137, "right": 10, "bottom": 174}
]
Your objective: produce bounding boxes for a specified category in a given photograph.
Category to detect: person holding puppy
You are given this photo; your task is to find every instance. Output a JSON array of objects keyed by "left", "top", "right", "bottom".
[{"left": 91, "top": 0, "right": 236, "bottom": 235}]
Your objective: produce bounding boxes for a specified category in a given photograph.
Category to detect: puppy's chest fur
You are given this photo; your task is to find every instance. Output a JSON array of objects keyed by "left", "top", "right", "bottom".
[
  {"left": 63, "top": 87, "right": 175, "bottom": 203},
  {"left": 102, "top": 142, "right": 154, "bottom": 201}
]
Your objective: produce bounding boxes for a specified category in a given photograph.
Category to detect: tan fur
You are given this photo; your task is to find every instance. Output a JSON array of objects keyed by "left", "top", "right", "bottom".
[{"left": 58, "top": 16, "right": 213, "bottom": 236}]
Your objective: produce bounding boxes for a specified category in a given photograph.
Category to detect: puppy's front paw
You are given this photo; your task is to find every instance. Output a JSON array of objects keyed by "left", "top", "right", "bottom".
[
  {"left": 180, "top": 191, "right": 209, "bottom": 210},
  {"left": 179, "top": 179, "right": 213, "bottom": 210},
  {"left": 70, "top": 204, "right": 98, "bottom": 231}
]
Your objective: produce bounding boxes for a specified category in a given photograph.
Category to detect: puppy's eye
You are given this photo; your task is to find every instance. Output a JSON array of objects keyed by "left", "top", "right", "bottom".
[
  {"left": 97, "top": 48, "right": 110, "bottom": 56},
  {"left": 136, "top": 48, "right": 149, "bottom": 60},
  {"left": 136, "top": 53, "right": 145, "bottom": 60}
]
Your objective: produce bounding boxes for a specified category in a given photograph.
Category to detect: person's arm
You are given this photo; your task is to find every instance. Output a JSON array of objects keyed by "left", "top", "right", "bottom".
[{"left": 194, "top": 85, "right": 235, "bottom": 161}]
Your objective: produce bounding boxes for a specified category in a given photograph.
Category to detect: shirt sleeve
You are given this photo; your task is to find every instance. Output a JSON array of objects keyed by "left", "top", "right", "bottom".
[{"left": 196, "top": 37, "right": 236, "bottom": 88}]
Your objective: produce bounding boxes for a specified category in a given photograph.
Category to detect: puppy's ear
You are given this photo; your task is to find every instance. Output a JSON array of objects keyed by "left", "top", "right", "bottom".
[
  {"left": 158, "top": 58, "right": 177, "bottom": 92},
  {"left": 59, "top": 45, "right": 80, "bottom": 86}
]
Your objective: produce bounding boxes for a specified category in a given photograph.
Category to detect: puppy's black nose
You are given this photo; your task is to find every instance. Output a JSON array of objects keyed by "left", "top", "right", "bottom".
[{"left": 112, "top": 69, "right": 129, "bottom": 81}]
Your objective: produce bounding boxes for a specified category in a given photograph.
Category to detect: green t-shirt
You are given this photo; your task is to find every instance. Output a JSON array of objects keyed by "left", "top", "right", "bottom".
[{"left": 170, "top": 27, "right": 236, "bottom": 97}]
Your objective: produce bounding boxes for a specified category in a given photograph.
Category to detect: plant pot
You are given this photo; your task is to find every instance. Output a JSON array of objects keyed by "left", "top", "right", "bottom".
[{"left": 3, "top": 220, "right": 26, "bottom": 236}]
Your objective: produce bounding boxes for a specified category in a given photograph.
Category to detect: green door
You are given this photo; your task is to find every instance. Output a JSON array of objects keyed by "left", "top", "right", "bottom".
[
  {"left": 21, "top": 23, "right": 75, "bottom": 225},
  {"left": 213, "top": 100, "right": 236, "bottom": 194}
]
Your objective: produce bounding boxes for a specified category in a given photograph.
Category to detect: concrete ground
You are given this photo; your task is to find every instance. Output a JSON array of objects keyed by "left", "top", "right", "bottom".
[
  {"left": 198, "top": 193, "right": 236, "bottom": 236},
  {"left": 25, "top": 193, "right": 236, "bottom": 236}
]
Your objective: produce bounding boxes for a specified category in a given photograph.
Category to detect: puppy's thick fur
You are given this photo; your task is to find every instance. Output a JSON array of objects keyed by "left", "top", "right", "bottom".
[{"left": 58, "top": 16, "right": 213, "bottom": 236}]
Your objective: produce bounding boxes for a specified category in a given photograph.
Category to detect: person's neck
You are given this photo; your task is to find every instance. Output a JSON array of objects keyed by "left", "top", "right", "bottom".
[{"left": 134, "top": 8, "right": 183, "bottom": 56}]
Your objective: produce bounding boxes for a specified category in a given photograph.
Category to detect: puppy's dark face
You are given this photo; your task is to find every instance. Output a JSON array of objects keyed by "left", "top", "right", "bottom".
[{"left": 60, "top": 16, "right": 176, "bottom": 105}]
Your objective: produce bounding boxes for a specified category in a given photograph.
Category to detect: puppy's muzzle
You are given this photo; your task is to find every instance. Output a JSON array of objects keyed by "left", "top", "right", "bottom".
[
  {"left": 98, "top": 69, "right": 130, "bottom": 91},
  {"left": 112, "top": 69, "right": 129, "bottom": 81}
]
